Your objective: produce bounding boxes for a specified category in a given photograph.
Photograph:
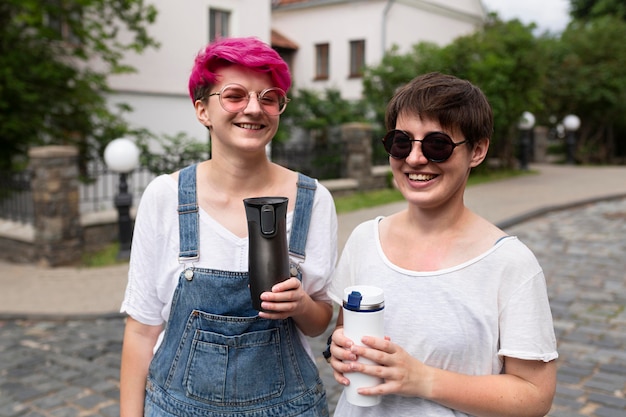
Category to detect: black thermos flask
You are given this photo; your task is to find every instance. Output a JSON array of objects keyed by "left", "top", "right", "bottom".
[{"left": 244, "top": 197, "right": 290, "bottom": 311}]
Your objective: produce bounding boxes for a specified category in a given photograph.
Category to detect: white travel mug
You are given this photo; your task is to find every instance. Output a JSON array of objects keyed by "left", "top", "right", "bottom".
[{"left": 342, "top": 285, "right": 385, "bottom": 407}]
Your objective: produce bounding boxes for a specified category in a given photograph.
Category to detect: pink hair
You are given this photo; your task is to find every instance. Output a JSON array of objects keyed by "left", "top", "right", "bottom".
[{"left": 188, "top": 37, "right": 292, "bottom": 102}]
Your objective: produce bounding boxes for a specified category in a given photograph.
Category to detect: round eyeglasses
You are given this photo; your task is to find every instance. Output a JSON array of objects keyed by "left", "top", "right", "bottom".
[
  {"left": 382, "top": 129, "right": 468, "bottom": 162},
  {"left": 207, "top": 83, "right": 290, "bottom": 116}
]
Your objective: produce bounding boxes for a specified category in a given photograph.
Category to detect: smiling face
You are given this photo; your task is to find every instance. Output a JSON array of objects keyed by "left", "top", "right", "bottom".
[
  {"left": 194, "top": 65, "right": 280, "bottom": 157},
  {"left": 390, "top": 113, "right": 488, "bottom": 211}
]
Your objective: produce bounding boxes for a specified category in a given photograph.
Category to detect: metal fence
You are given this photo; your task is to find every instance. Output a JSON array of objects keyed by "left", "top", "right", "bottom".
[
  {"left": 0, "top": 164, "right": 158, "bottom": 225},
  {"left": 0, "top": 170, "right": 34, "bottom": 225},
  {"left": 272, "top": 142, "right": 344, "bottom": 180},
  {"left": 272, "top": 127, "right": 387, "bottom": 180},
  {"left": 78, "top": 160, "right": 157, "bottom": 214}
]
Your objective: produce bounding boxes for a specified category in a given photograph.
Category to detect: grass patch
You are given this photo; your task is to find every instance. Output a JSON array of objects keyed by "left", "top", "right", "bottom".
[
  {"left": 81, "top": 242, "right": 125, "bottom": 267},
  {"left": 334, "top": 168, "right": 535, "bottom": 213},
  {"left": 335, "top": 188, "right": 404, "bottom": 213}
]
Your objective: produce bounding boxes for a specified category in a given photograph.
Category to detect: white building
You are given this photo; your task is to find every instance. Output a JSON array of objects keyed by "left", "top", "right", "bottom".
[
  {"left": 272, "top": 0, "right": 486, "bottom": 99},
  {"left": 107, "top": 0, "right": 486, "bottom": 143}
]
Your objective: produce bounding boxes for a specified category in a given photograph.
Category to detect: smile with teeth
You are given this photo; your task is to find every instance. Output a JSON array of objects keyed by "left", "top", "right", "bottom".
[
  {"left": 408, "top": 173, "right": 437, "bottom": 181},
  {"left": 237, "top": 123, "right": 263, "bottom": 130}
]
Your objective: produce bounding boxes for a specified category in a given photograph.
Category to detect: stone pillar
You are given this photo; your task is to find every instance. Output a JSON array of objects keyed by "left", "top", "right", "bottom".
[
  {"left": 341, "top": 123, "right": 373, "bottom": 189},
  {"left": 28, "top": 146, "right": 83, "bottom": 266}
]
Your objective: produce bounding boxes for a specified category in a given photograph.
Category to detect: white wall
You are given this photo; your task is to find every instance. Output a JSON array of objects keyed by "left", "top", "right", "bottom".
[
  {"left": 386, "top": 1, "right": 484, "bottom": 53},
  {"left": 272, "top": 0, "right": 486, "bottom": 100},
  {"left": 107, "top": 92, "right": 209, "bottom": 145}
]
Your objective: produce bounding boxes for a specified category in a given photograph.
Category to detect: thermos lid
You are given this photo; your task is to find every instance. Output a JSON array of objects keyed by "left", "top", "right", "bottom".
[{"left": 343, "top": 285, "right": 384, "bottom": 311}]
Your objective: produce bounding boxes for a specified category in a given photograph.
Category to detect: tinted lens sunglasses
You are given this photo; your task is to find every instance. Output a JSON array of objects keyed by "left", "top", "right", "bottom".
[{"left": 382, "top": 129, "right": 467, "bottom": 162}]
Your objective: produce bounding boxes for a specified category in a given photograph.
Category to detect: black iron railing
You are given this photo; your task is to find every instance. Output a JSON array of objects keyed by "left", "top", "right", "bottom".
[{"left": 0, "top": 170, "right": 34, "bottom": 225}]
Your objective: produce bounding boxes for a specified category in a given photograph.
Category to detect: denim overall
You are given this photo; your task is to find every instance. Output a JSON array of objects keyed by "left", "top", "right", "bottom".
[{"left": 144, "top": 164, "right": 328, "bottom": 417}]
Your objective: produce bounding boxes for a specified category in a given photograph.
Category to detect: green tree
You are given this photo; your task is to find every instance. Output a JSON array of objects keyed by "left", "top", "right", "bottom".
[
  {"left": 279, "top": 87, "right": 370, "bottom": 146},
  {"left": 570, "top": 0, "right": 626, "bottom": 21},
  {"left": 548, "top": 16, "right": 626, "bottom": 162},
  {"left": 440, "top": 15, "right": 545, "bottom": 166},
  {"left": 136, "top": 132, "right": 209, "bottom": 176},
  {"left": 276, "top": 87, "right": 370, "bottom": 178},
  {"left": 362, "top": 14, "right": 545, "bottom": 168},
  {"left": 0, "top": 0, "right": 158, "bottom": 173},
  {"left": 361, "top": 42, "right": 443, "bottom": 135},
  {"left": 282, "top": 88, "right": 369, "bottom": 132}
]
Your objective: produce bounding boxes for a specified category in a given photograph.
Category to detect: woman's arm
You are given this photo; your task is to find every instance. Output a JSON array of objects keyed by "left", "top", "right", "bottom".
[
  {"left": 338, "top": 334, "right": 556, "bottom": 417},
  {"left": 428, "top": 356, "right": 556, "bottom": 417},
  {"left": 119, "top": 317, "right": 163, "bottom": 417}
]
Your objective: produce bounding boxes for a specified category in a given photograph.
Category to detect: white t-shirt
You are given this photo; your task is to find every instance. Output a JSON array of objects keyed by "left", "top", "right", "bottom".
[
  {"left": 329, "top": 217, "right": 558, "bottom": 417},
  {"left": 120, "top": 173, "right": 338, "bottom": 357}
]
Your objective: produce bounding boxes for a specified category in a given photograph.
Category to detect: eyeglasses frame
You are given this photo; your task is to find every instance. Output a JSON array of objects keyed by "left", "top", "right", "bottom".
[{"left": 206, "top": 83, "right": 291, "bottom": 116}]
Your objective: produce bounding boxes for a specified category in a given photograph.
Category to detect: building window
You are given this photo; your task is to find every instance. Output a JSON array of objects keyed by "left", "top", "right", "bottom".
[
  {"left": 209, "top": 8, "right": 230, "bottom": 42},
  {"left": 315, "top": 43, "right": 329, "bottom": 80},
  {"left": 349, "top": 40, "right": 365, "bottom": 78}
]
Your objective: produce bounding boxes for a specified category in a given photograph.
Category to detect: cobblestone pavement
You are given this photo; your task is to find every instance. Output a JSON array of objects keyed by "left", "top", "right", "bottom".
[{"left": 1, "top": 198, "right": 625, "bottom": 417}]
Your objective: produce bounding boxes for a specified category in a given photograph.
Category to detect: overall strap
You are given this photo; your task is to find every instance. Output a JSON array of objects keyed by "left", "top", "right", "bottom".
[
  {"left": 288, "top": 173, "right": 317, "bottom": 259},
  {"left": 177, "top": 164, "right": 200, "bottom": 262}
]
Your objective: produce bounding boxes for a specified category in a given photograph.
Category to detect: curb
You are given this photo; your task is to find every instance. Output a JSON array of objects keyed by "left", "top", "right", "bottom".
[
  {"left": 0, "top": 311, "right": 126, "bottom": 321},
  {"left": 495, "top": 193, "right": 626, "bottom": 229}
]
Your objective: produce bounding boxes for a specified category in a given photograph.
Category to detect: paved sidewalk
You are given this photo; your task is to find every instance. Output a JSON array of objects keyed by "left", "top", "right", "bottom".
[{"left": 1, "top": 163, "right": 626, "bottom": 318}]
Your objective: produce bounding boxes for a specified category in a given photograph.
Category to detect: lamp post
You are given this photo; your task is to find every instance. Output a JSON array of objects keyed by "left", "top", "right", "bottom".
[
  {"left": 563, "top": 114, "right": 580, "bottom": 165},
  {"left": 104, "top": 138, "right": 140, "bottom": 260},
  {"left": 517, "top": 111, "right": 535, "bottom": 171}
]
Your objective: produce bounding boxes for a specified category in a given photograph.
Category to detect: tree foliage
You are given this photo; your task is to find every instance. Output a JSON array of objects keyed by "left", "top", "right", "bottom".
[
  {"left": 362, "top": 14, "right": 544, "bottom": 168},
  {"left": 136, "top": 132, "right": 209, "bottom": 176},
  {"left": 361, "top": 42, "right": 441, "bottom": 135},
  {"left": 278, "top": 87, "right": 369, "bottom": 145},
  {"left": 0, "top": 0, "right": 158, "bottom": 172},
  {"left": 570, "top": 0, "right": 626, "bottom": 21},
  {"left": 547, "top": 16, "right": 626, "bottom": 162},
  {"left": 282, "top": 88, "right": 369, "bottom": 130}
]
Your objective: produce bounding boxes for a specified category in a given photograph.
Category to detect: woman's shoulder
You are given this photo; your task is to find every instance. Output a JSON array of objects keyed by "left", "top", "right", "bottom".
[
  {"left": 291, "top": 172, "right": 335, "bottom": 208},
  {"left": 345, "top": 217, "right": 382, "bottom": 244},
  {"left": 493, "top": 235, "right": 542, "bottom": 270},
  {"left": 144, "top": 172, "right": 176, "bottom": 193},
  {"left": 137, "top": 173, "right": 177, "bottom": 209}
]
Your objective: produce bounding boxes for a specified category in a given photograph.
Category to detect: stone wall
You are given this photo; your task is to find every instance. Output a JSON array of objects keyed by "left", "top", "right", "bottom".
[{"left": 29, "top": 147, "right": 83, "bottom": 266}]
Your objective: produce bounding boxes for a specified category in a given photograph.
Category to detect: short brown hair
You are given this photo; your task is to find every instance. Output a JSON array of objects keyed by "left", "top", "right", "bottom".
[{"left": 385, "top": 72, "right": 493, "bottom": 146}]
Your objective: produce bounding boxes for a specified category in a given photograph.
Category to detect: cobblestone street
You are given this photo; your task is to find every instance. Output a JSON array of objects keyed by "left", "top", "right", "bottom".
[
  {"left": 1, "top": 197, "right": 625, "bottom": 417},
  {"left": 507, "top": 198, "right": 626, "bottom": 417}
]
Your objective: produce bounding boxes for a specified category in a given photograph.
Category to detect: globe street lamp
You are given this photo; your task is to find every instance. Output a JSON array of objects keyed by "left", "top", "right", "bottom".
[
  {"left": 517, "top": 111, "right": 535, "bottom": 171},
  {"left": 563, "top": 114, "right": 581, "bottom": 165},
  {"left": 104, "top": 138, "right": 140, "bottom": 260}
]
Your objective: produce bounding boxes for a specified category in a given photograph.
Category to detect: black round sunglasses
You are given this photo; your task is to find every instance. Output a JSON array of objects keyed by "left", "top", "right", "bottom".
[{"left": 382, "top": 130, "right": 467, "bottom": 162}]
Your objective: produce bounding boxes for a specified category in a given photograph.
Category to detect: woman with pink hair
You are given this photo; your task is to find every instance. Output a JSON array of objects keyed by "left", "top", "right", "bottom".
[{"left": 119, "top": 37, "right": 337, "bottom": 416}]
